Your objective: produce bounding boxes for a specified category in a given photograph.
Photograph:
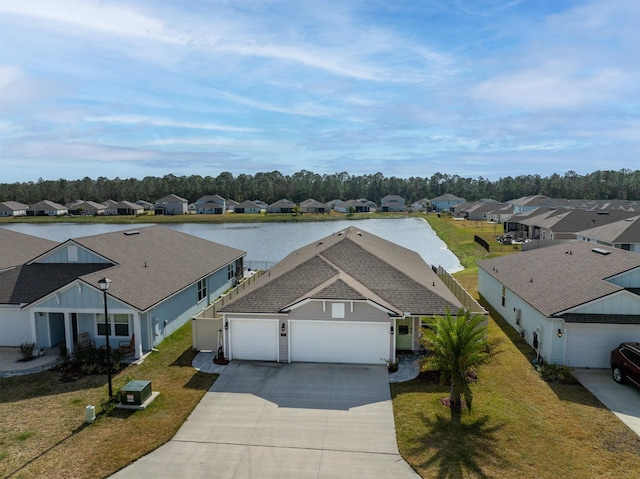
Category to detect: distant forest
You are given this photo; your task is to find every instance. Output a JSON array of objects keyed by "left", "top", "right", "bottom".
[{"left": 1, "top": 169, "right": 639, "bottom": 206}]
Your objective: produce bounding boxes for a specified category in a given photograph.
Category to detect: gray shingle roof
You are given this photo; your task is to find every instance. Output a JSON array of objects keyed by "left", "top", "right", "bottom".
[
  {"left": 220, "top": 226, "right": 463, "bottom": 316},
  {"left": 0, "top": 229, "right": 58, "bottom": 270},
  {"left": 577, "top": 215, "right": 640, "bottom": 243},
  {"left": 478, "top": 241, "right": 640, "bottom": 317}
]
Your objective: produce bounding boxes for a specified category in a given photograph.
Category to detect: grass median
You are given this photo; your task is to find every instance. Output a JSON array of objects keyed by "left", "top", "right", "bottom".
[
  {"left": 392, "top": 214, "right": 640, "bottom": 479},
  {"left": 0, "top": 322, "right": 216, "bottom": 479}
]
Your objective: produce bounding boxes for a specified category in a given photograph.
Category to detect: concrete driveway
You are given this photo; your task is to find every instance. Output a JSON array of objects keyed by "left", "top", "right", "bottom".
[
  {"left": 572, "top": 368, "right": 640, "bottom": 437},
  {"left": 111, "top": 361, "right": 419, "bottom": 478}
]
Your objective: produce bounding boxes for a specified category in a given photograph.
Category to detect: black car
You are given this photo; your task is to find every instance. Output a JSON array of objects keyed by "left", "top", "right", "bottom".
[{"left": 610, "top": 342, "right": 640, "bottom": 389}]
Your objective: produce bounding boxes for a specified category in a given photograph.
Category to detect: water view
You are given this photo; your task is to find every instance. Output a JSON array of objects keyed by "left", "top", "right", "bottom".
[{"left": 0, "top": 218, "right": 462, "bottom": 273}]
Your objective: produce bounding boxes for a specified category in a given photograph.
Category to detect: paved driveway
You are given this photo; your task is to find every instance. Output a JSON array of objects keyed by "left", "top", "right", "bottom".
[
  {"left": 572, "top": 368, "right": 640, "bottom": 437},
  {"left": 111, "top": 361, "right": 419, "bottom": 478}
]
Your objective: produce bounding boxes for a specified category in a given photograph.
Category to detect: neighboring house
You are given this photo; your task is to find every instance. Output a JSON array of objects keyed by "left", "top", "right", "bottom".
[
  {"left": 430, "top": 194, "right": 465, "bottom": 213},
  {"left": 299, "top": 198, "right": 329, "bottom": 214},
  {"left": 327, "top": 199, "right": 344, "bottom": 210},
  {"left": 358, "top": 198, "right": 378, "bottom": 211},
  {"left": 196, "top": 195, "right": 226, "bottom": 214},
  {"left": 252, "top": 200, "right": 268, "bottom": 211},
  {"left": 225, "top": 199, "right": 239, "bottom": 212},
  {"left": 155, "top": 194, "right": 188, "bottom": 215},
  {"left": 114, "top": 201, "right": 144, "bottom": 216},
  {"left": 0, "top": 201, "right": 28, "bottom": 217},
  {"left": 335, "top": 199, "right": 371, "bottom": 213},
  {"left": 135, "top": 200, "right": 154, "bottom": 211},
  {"left": 0, "top": 226, "right": 245, "bottom": 360},
  {"left": 266, "top": 199, "right": 296, "bottom": 214},
  {"left": 577, "top": 215, "right": 640, "bottom": 253},
  {"left": 380, "top": 195, "right": 406, "bottom": 212},
  {"left": 218, "top": 227, "right": 465, "bottom": 364},
  {"left": 27, "top": 200, "right": 68, "bottom": 216},
  {"left": 478, "top": 241, "right": 640, "bottom": 368},
  {"left": 234, "top": 200, "right": 262, "bottom": 214},
  {"left": 68, "top": 201, "right": 106, "bottom": 216},
  {"left": 411, "top": 198, "right": 431, "bottom": 212},
  {"left": 508, "top": 194, "right": 570, "bottom": 214}
]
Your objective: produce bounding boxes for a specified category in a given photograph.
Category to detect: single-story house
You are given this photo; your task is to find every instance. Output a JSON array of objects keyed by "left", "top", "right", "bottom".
[
  {"left": 68, "top": 200, "right": 106, "bottom": 216},
  {"left": 335, "top": 199, "right": 371, "bottom": 213},
  {"left": 577, "top": 215, "right": 640, "bottom": 253},
  {"left": 27, "top": 200, "right": 68, "bottom": 216},
  {"left": 266, "top": 199, "right": 296, "bottom": 214},
  {"left": 299, "top": 198, "right": 329, "bottom": 214},
  {"left": 225, "top": 199, "right": 239, "bottom": 212},
  {"left": 0, "top": 201, "right": 28, "bottom": 217},
  {"left": 218, "top": 227, "right": 465, "bottom": 364},
  {"left": 114, "top": 201, "right": 144, "bottom": 216},
  {"left": 0, "top": 226, "right": 245, "bottom": 360},
  {"left": 478, "top": 241, "right": 640, "bottom": 368},
  {"left": 234, "top": 200, "right": 262, "bottom": 214},
  {"left": 135, "top": 200, "right": 154, "bottom": 211}
]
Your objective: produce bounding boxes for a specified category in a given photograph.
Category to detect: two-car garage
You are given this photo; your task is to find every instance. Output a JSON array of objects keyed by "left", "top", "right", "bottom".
[{"left": 226, "top": 318, "right": 391, "bottom": 365}]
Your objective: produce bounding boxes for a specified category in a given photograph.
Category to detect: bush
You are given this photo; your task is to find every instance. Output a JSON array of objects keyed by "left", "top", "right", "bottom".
[
  {"left": 18, "top": 342, "right": 37, "bottom": 360},
  {"left": 72, "top": 346, "right": 124, "bottom": 375},
  {"left": 538, "top": 363, "right": 578, "bottom": 384}
]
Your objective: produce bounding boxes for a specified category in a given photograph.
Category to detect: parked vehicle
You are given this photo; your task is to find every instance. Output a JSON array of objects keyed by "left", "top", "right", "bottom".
[{"left": 610, "top": 342, "right": 640, "bottom": 389}]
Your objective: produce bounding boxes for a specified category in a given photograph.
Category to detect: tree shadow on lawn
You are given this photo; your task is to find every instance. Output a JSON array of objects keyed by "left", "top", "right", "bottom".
[{"left": 411, "top": 413, "right": 507, "bottom": 479}]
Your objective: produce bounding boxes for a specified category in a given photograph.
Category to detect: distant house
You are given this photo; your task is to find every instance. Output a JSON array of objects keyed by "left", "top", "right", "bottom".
[
  {"left": 217, "top": 227, "right": 466, "bottom": 364},
  {"left": 225, "top": 199, "right": 239, "bottom": 212},
  {"left": 430, "top": 194, "right": 465, "bottom": 213},
  {"left": 135, "top": 200, "right": 154, "bottom": 211},
  {"left": 196, "top": 195, "right": 226, "bottom": 214},
  {"left": 335, "top": 199, "right": 371, "bottom": 213},
  {"left": 234, "top": 200, "right": 262, "bottom": 214},
  {"left": 0, "top": 201, "right": 28, "bottom": 217},
  {"left": 115, "top": 201, "right": 144, "bottom": 216},
  {"left": 411, "top": 198, "right": 431, "bottom": 212},
  {"left": 300, "top": 198, "right": 329, "bottom": 214},
  {"left": 68, "top": 200, "right": 106, "bottom": 216},
  {"left": 478, "top": 241, "right": 640, "bottom": 368},
  {"left": 380, "top": 195, "right": 406, "bottom": 212},
  {"left": 0, "top": 226, "right": 246, "bottom": 360},
  {"left": 27, "top": 200, "right": 68, "bottom": 217},
  {"left": 327, "top": 199, "right": 344, "bottom": 210},
  {"left": 252, "top": 200, "right": 268, "bottom": 211},
  {"left": 577, "top": 215, "right": 640, "bottom": 253},
  {"left": 155, "top": 194, "right": 188, "bottom": 215},
  {"left": 508, "top": 194, "right": 570, "bottom": 214},
  {"left": 358, "top": 198, "right": 378, "bottom": 211},
  {"left": 267, "top": 199, "right": 296, "bottom": 214}
]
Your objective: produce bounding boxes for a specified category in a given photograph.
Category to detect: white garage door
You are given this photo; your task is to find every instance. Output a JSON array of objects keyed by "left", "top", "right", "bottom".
[
  {"left": 290, "top": 320, "right": 390, "bottom": 364},
  {"left": 229, "top": 319, "right": 279, "bottom": 361},
  {"left": 566, "top": 323, "right": 640, "bottom": 368}
]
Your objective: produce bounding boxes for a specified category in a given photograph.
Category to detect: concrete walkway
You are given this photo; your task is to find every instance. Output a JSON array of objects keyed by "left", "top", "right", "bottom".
[
  {"left": 111, "top": 361, "right": 419, "bottom": 478},
  {"left": 0, "top": 346, "right": 61, "bottom": 378},
  {"left": 572, "top": 368, "right": 640, "bottom": 437}
]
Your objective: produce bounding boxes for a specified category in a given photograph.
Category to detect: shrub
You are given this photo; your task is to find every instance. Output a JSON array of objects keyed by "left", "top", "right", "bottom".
[
  {"left": 18, "top": 342, "right": 37, "bottom": 360},
  {"left": 538, "top": 363, "right": 578, "bottom": 384}
]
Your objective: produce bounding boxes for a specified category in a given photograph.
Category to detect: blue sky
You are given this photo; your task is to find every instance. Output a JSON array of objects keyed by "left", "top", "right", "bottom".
[{"left": 1, "top": 0, "right": 638, "bottom": 183}]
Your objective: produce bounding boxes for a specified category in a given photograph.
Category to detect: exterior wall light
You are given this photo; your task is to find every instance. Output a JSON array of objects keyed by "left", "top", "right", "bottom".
[
  {"left": 557, "top": 328, "right": 563, "bottom": 338},
  {"left": 225, "top": 321, "right": 229, "bottom": 330},
  {"left": 390, "top": 326, "right": 394, "bottom": 335}
]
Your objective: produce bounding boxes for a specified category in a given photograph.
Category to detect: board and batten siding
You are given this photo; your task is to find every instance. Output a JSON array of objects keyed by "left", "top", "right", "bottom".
[
  {"left": 608, "top": 268, "right": 640, "bottom": 288},
  {"left": 37, "top": 244, "right": 111, "bottom": 264},
  {"left": 568, "top": 290, "right": 640, "bottom": 315}
]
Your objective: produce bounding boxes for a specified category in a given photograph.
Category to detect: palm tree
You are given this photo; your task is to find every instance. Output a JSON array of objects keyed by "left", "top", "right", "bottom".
[{"left": 420, "top": 308, "right": 492, "bottom": 423}]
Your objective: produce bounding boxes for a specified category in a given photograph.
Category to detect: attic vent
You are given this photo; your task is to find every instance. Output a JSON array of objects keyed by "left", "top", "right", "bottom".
[
  {"left": 592, "top": 248, "right": 611, "bottom": 255},
  {"left": 124, "top": 230, "right": 140, "bottom": 236}
]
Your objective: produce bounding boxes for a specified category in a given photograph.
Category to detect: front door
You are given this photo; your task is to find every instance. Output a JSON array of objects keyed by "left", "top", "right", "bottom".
[{"left": 396, "top": 317, "right": 413, "bottom": 350}]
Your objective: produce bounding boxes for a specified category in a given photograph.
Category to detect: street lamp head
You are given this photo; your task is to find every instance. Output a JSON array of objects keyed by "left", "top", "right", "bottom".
[{"left": 98, "top": 277, "right": 112, "bottom": 292}]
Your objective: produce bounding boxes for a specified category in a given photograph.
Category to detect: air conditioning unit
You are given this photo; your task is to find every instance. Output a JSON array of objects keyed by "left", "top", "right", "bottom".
[{"left": 515, "top": 308, "right": 521, "bottom": 325}]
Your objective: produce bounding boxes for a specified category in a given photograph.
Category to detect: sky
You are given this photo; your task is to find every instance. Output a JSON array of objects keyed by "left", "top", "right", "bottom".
[{"left": 1, "top": 0, "right": 639, "bottom": 183}]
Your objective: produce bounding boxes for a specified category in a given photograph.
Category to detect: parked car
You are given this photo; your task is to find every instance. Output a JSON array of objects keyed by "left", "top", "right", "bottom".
[{"left": 610, "top": 342, "right": 640, "bottom": 389}]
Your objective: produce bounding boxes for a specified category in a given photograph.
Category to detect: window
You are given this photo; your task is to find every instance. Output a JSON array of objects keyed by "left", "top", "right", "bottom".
[
  {"left": 227, "top": 264, "right": 234, "bottom": 280},
  {"left": 501, "top": 286, "right": 506, "bottom": 307},
  {"left": 197, "top": 278, "right": 207, "bottom": 302},
  {"left": 97, "top": 314, "right": 130, "bottom": 337}
]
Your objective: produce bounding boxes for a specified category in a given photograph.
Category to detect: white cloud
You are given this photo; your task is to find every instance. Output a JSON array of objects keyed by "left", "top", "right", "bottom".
[{"left": 85, "top": 115, "right": 261, "bottom": 133}]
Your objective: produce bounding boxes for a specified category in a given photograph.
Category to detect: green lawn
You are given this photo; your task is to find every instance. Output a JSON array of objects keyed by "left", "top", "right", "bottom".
[{"left": 392, "top": 215, "right": 640, "bottom": 478}]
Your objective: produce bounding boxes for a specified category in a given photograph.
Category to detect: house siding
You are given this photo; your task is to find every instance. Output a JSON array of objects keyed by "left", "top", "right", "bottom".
[
  {"left": 609, "top": 269, "right": 640, "bottom": 288},
  {"left": 38, "top": 245, "right": 110, "bottom": 264},
  {"left": 569, "top": 291, "right": 640, "bottom": 315},
  {"left": 0, "top": 308, "right": 32, "bottom": 346}
]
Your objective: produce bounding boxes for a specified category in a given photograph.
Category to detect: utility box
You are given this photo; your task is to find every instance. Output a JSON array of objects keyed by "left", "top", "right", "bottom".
[
  {"left": 119, "top": 380, "right": 152, "bottom": 406},
  {"left": 85, "top": 405, "right": 96, "bottom": 424}
]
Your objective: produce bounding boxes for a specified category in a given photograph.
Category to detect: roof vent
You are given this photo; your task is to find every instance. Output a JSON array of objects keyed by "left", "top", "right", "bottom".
[
  {"left": 124, "top": 230, "right": 140, "bottom": 236},
  {"left": 592, "top": 248, "right": 610, "bottom": 255}
]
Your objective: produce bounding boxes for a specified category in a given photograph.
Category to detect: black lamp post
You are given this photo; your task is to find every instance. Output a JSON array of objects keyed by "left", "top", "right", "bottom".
[{"left": 98, "top": 277, "right": 113, "bottom": 400}]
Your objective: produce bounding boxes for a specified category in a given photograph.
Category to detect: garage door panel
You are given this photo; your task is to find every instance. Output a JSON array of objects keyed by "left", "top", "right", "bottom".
[
  {"left": 290, "top": 321, "right": 389, "bottom": 364},
  {"left": 230, "top": 319, "right": 278, "bottom": 361},
  {"left": 566, "top": 323, "right": 640, "bottom": 368}
]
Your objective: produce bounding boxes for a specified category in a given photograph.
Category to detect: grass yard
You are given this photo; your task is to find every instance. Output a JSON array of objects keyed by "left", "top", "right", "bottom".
[
  {"left": 392, "top": 215, "right": 640, "bottom": 478},
  {"left": 0, "top": 322, "right": 216, "bottom": 479}
]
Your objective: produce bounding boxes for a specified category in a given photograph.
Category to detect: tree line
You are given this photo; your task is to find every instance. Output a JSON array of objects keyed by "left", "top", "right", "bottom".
[{"left": 1, "top": 169, "right": 638, "bottom": 206}]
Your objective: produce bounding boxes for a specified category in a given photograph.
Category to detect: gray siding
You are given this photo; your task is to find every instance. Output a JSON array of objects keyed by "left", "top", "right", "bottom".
[{"left": 38, "top": 244, "right": 110, "bottom": 264}]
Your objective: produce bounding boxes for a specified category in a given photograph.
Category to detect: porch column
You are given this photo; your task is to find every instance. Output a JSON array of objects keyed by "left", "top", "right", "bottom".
[
  {"left": 134, "top": 312, "right": 143, "bottom": 359},
  {"left": 64, "top": 312, "right": 74, "bottom": 355}
]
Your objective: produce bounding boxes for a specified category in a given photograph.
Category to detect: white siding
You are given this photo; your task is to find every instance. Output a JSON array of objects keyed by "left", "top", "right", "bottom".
[
  {"left": 0, "top": 309, "right": 33, "bottom": 346},
  {"left": 565, "top": 323, "right": 640, "bottom": 368},
  {"left": 569, "top": 291, "right": 640, "bottom": 315}
]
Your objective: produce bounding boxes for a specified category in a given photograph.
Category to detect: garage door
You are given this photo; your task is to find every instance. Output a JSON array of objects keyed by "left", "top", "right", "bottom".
[
  {"left": 565, "top": 323, "right": 639, "bottom": 368},
  {"left": 229, "top": 319, "right": 279, "bottom": 361},
  {"left": 289, "top": 320, "right": 390, "bottom": 364}
]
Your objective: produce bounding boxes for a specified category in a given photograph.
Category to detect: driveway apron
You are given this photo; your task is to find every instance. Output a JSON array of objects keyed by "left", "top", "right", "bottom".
[{"left": 110, "top": 361, "right": 419, "bottom": 478}]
